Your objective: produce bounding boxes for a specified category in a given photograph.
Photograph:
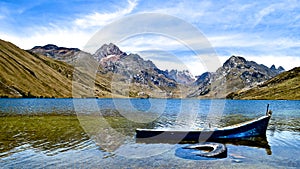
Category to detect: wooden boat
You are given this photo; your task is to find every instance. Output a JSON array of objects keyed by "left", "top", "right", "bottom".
[{"left": 136, "top": 108, "right": 272, "bottom": 143}]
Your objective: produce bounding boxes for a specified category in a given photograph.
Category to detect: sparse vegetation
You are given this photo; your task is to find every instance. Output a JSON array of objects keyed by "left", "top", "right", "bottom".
[
  {"left": 227, "top": 67, "right": 300, "bottom": 100},
  {"left": 0, "top": 39, "right": 114, "bottom": 98},
  {"left": 1, "top": 39, "right": 299, "bottom": 100}
]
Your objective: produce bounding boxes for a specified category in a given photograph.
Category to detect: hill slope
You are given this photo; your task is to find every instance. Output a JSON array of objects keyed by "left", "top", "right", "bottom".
[
  {"left": 0, "top": 39, "right": 75, "bottom": 98},
  {"left": 188, "top": 56, "right": 284, "bottom": 98},
  {"left": 0, "top": 39, "right": 114, "bottom": 98},
  {"left": 227, "top": 67, "right": 300, "bottom": 100},
  {"left": 26, "top": 42, "right": 296, "bottom": 99}
]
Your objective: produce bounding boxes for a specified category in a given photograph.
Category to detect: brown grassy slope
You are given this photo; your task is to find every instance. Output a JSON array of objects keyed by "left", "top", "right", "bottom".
[
  {"left": 227, "top": 67, "right": 300, "bottom": 100},
  {"left": 0, "top": 39, "right": 121, "bottom": 98},
  {"left": 0, "top": 39, "right": 74, "bottom": 97}
]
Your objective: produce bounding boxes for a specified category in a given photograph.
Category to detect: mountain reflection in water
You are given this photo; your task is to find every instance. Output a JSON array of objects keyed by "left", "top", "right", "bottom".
[
  {"left": 0, "top": 114, "right": 90, "bottom": 157},
  {"left": 0, "top": 112, "right": 274, "bottom": 158},
  {"left": 0, "top": 99, "right": 299, "bottom": 168},
  {"left": 0, "top": 110, "right": 156, "bottom": 157}
]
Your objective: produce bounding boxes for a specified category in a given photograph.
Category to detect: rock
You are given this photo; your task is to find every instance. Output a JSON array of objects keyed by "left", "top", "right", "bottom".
[
  {"left": 270, "top": 64, "right": 276, "bottom": 71},
  {"left": 30, "top": 44, "right": 81, "bottom": 64},
  {"left": 270, "top": 64, "right": 285, "bottom": 74},
  {"left": 189, "top": 55, "right": 284, "bottom": 98},
  {"left": 29, "top": 42, "right": 289, "bottom": 99},
  {"left": 278, "top": 66, "right": 285, "bottom": 73},
  {"left": 93, "top": 44, "right": 178, "bottom": 95},
  {"left": 93, "top": 43, "right": 126, "bottom": 61},
  {"left": 164, "top": 69, "right": 195, "bottom": 84}
]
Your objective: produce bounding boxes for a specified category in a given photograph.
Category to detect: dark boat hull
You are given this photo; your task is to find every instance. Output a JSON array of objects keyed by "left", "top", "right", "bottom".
[{"left": 136, "top": 115, "right": 271, "bottom": 143}]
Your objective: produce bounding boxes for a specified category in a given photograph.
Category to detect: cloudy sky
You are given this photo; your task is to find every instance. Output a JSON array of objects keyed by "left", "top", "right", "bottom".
[{"left": 1, "top": 0, "right": 300, "bottom": 75}]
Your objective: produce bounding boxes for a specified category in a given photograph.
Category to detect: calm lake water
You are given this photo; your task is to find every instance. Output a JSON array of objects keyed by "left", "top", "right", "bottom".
[{"left": 0, "top": 98, "right": 299, "bottom": 168}]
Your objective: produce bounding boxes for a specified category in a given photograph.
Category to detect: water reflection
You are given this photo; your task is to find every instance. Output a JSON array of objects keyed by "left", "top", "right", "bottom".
[
  {"left": 0, "top": 114, "right": 90, "bottom": 157},
  {"left": 137, "top": 136, "right": 272, "bottom": 156},
  {"left": 220, "top": 137, "right": 272, "bottom": 155},
  {"left": 0, "top": 110, "right": 159, "bottom": 158},
  {"left": 3, "top": 111, "right": 297, "bottom": 158},
  {"left": 77, "top": 109, "right": 157, "bottom": 152},
  {"left": 0, "top": 99, "right": 299, "bottom": 168}
]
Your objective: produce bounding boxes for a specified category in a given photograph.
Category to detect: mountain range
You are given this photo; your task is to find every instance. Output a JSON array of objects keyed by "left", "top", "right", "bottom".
[
  {"left": 0, "top": 39, "right": 115, "bottom": 98},
  {"left": 227, "top": 67, "right": 300, "bottom": 100},
  {"left": 1, "top": 38, "right": 299, "bottom": 99},
  {"left": 187, "top": 55, "right": 285, "bottom": 98}
]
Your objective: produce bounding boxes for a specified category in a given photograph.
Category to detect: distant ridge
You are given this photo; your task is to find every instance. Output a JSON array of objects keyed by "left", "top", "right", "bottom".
[
  {"left": 0, "top": 39, "right": 114, "bottom": 98},
  {"left": 30, "top": 44, "right": 81, "bottom": 64},
  {"left": 0, "top": 39, "right": 73, "bottom": 98},
  {"left": 1, "top": 39, "right": 295, "bottom": 99},
  {"left": 227, "top": 67, "right": 300, "bottom": 100},
  {"left": 187, "top": 55, "right": 285, "bottom": 98}
]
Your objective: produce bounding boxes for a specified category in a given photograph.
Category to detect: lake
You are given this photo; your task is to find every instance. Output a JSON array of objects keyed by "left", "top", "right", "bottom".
[{"left": 0, "top": 98, "right": 299, "bottom": 168}]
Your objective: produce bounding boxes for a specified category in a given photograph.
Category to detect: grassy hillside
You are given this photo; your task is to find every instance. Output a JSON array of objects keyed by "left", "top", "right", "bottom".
[
  {"left": 0, "top": 39, "right": 114, "bottom": 98},
  {"left": 0, "top": 39, "right": 74, "bottom": 97},
  {"left": 3, "top": 38, "right": 297, "bottom": 100},
  {"left": 227, "top": 67, "right": 300, "bottom": 100},
  {"left": 0, "top": 39, "right": 178, "bottom": 98}
]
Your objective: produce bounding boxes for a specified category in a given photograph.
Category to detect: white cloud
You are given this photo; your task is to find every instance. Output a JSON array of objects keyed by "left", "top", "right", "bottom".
[
  {"left": 0, "top": 0, "right": 139, "bottom": 49},
  {"left": 210, "top": 33, "right": 300, "bottom": 71},
  {"left": 118, "top": 35, "right": 185, "bottom": 53},
  {"left": 116, "top": 33, "right": 220, "bottom": 75},
  {"left": 135, "top": 50, "right": 210, "bottom": 76},
  {"left": 74, "top": 0, "right": 138, "bottom": 29},
  {"left": 0, "top": 27, "right": 93, "bottom": 49},
  {"left": 208, "top": 34, "right": 300, "bottom": 50},
  {"left": 1, "top": 0, "right": 299, "bottom": 75},
  {"left": 140, "top": 0, "right": 211, "bottom": 24},
  {"left": 253, "top": 4, "right": 277, "bottom": 27},
  {"left": 252, "top": 0, "right": 298, "bottom": 27}
]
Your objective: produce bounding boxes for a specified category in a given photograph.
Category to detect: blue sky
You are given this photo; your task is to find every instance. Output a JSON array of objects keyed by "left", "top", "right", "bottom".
[{"left": 1, "top": 0, "right": 300, "bottom": 75}]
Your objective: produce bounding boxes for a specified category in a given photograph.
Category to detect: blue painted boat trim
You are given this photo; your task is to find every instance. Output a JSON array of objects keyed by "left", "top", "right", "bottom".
[{"left": 136, "top": 115, "right": 271, "bottom": 142}]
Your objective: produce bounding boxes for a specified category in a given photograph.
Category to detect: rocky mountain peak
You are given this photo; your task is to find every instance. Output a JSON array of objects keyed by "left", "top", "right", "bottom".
[
  {"left": 223, "top": 55, "right": 247, "bottom": 69},
  {"left": 270, "top": 64, "right": 276, "bottom": 70},
  {"left": 270, "top": 64, "right": 285, "bottom": 73},
  {"left": 189, "top": 55, "right": 285, "bottom": 98},
  {"left": 93, "top": 43, "right": 126, "bottom": 61},
  {"left": 30, "top": 44, "right": 80, "bottom": 63},
  {"left": 165, "top": 69, "right": 195, "bottom": 84},
  {"left": 33, "top": 44, "right": 58, "bottom": 50},
  {"left": 194, "top": 72, "right": 212, "bottom": 85},
  {"left": 187, "top": 72, "right": 213, "bottom": 97},
  {"left": 278, "top": 66, "right": 285, "bottom": 72},
  {"left": 32, "top": 44, "right": 80, "bottom": 52},
  {"left": 92, "top": 43, "right": 177, "bottom": 93}
]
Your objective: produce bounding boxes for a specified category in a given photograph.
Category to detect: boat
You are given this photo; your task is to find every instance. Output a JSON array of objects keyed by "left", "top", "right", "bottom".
[{"left": 136, "top": 106, "right": 272, "bottom": 143}]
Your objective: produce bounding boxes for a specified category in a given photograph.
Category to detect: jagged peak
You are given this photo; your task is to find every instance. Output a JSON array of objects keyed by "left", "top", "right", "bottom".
[
  {"left": 222, "top": 55, "right": 247, "bottom": 69},
  {"left": 270, "top": 64, "right": 276, "bottom": 70},
  {"left": 227, "top": 55, "right": 246, "bottom": 62},
  {"left": 94, "top": 43, "right": 126, "bottom": 60},
  {"left": 162, "top": 69, "right": 195, "bottom": 84},
  {"left": 278, "top": 66, "right": 285, "bottom": 71},
  {"left": 195, "top": 72, "right": 212, "bottom": 79},
  {"left": 193, "top": 72, "right": 212, "bottom": 86},
  {"left": 99, "top": 43, "right": 118, "bottom": 50},
  {"left": 270, "top": 64, "right": 285, "bottom": 72}
]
